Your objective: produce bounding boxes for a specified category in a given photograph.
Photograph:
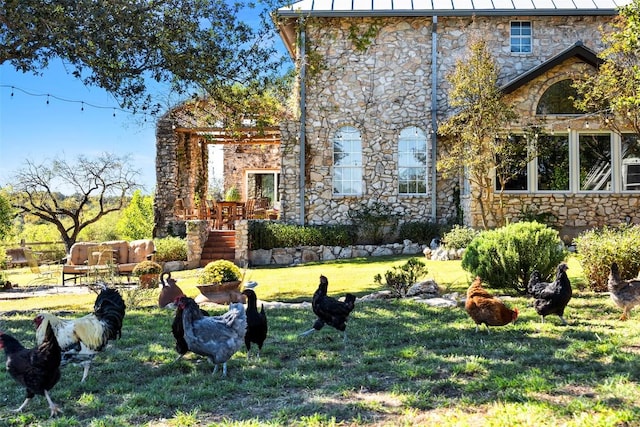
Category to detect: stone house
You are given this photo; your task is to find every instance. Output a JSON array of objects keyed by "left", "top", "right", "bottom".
[
  {"left": 155, "top": 0, "right": 637, "bottom": 244},
  {"left": 271, "top": 0, "right": 637, "bottom": 241}
]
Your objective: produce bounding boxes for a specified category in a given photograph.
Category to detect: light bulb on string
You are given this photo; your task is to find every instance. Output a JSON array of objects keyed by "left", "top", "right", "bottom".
[
  {"left": 46, "top": 94, "right": 50, "bottom": 105},
  {"left": 10, "top": 86, "right": 14, "bottom": 97},
  {"left": 81, "top": 101, "right": 84, "bottom": 112},
  {"left": 113, "top": 108, "right": 116, "bottom": 118}
]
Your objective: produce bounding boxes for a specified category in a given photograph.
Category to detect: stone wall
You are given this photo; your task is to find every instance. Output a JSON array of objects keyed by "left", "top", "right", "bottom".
[{"left": 278, "top": 14, "right": 625, "bottom": 231}]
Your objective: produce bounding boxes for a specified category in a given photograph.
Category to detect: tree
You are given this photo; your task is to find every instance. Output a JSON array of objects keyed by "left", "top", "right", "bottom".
[
  {"left": 0, "top": 191, "right": 13, "bottom": 240},
  {"left": 0, "top": 0, "right": 287, "bottom": 115},
  {"left": 9, "top": 153, "right": 140, "bottom": 252},
  {"left": 437, "top": 39, "right": 518, "bottom": 229},
  {"left": 573, "top": 0, "right": 640, "bottom": 135},
  {"left": 116, "top": 190, "right": 154, "bottom": 240}
]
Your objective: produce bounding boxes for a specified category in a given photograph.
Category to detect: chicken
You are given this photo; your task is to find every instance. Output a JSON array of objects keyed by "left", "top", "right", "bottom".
[
  {"left": 171, "top": 296, "right": 209, "bottom": 361},
  {"left": 299, "top": 275, "right": 356, "bottom": 341},
  {"left": 242, "top": 289, "right": 268, "bottom": 360},
  {"left": 0, "top": 323, "right": 63, "bottom": 417},
  {"left": 465, "top": 276, "right": 518, "bottom": 332},
  {"left": 607, "top": 262, "right": 640, "bottom": 320},
  {"left": 527, "top": 262, "right": 572, "bottom": 325},
  {"left": 34, "top": 285, "right": 126, "bottom": 383},
  {"left": 177, "top": 296, "right": 247, "bottom": 376},
  {"left": 159, "top": 272, "right": 184, "bottom": 308}
]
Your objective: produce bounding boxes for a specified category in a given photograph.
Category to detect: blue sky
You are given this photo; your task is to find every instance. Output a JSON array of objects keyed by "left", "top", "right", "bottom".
[{"left": 0, "top": 6, "right": 289, "bottom": 195}]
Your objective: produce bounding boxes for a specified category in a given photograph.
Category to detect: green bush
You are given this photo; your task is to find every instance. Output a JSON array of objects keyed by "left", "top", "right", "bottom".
[
  {"left": 461, "top": 221, "right": 566, "bottom": 294},
  {"left": 398, "top": 221, "right": 445, "bottom": 245},
  {"left": 249, "top": 221, "right": 356, "bottom": 250},
  {"left": 347, "top": 201, "right": 399, "bottom": 244},
  {"left": 154, "top": 236, "right": 188, "bottom": 262},
  {"left": 198, "top": 260, "right": 242, "bottom": 284},
  {"left": 574, "top": 224, "right": 640, "bottom": 292},
  {"left": 442, "top": 225, "right": 479, "bottom": 250},
  {"left": 373, "top": 257, "right": 429, "bottom": 297}
]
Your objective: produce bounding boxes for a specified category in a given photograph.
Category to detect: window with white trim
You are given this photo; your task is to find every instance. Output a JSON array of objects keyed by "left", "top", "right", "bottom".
[
  {"left": 621, "top": 134, "right": 640, "bottom": 191},
  {"left": 333, "top": 126, "right": 363, "bottom": 195},
  {"left": 537, "top": 134, "right": 569, "bottom": 191},
  {"left": 579, "top": 133, "right": 612, "bottom": 191},
  {"left": 398, "top": 126, "right": 428, "bottom": 194},
  {"left": 510, "top": 21, "right": 532, "bottom": 53}
]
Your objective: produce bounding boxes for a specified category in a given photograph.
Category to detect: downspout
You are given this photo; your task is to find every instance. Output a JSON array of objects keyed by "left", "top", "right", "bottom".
[
  {"left": 298, "top": 18, "right": 307, "bottom": 226},
  {"left": 430, "top": 16, "right": 438, "bottom": 223}
]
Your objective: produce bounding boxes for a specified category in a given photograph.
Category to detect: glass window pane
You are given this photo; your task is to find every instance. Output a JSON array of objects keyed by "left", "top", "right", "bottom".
[
  {"left": 537, "top": 134, "right": 569, "bottom": 191},
  {"left": 398, "top": 126, "right": 428, "bottom": 194},
  {"left": 495, "top": 135, "right": 528, "bottom": 191},
  {"left": 622, "top": 134, "right": 640, "bottom": 191},
  {"left": 333, "top": 126, "right": 363, "bottom": 195},
  {"left": 536, "top": 79, "right": 583, "bottom": 115},
  {"left": 579, "top": 134, "right": 612, "bottom": 191}
]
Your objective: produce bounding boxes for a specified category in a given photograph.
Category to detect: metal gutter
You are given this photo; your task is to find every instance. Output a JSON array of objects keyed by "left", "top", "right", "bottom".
[
  {"left": 430, "top": 15, "right": 438, "bottom": 223},
  {"left": 299, "top": 18, "right": 307, "bottom": 226},
  {"left": 275, "top": 9, "right": 620, "bottom": 17}
]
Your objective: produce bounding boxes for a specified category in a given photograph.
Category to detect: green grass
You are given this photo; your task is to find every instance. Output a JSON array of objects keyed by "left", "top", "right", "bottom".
[{"left": 1, "top": 255, "right": 639, "bottom": 426}]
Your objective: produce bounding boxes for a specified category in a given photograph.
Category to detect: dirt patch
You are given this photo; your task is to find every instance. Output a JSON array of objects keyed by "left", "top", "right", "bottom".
[{"left": 0, "top": 284, "right": 92, "bottom": 300}]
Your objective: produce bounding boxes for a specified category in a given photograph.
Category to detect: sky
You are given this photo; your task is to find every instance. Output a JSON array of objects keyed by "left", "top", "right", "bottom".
[{"left": 0, "top": 6, "right": 290, "bottom": 195}]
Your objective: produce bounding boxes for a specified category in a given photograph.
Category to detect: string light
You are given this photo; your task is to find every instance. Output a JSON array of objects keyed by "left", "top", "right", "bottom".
[{"left": 2, "top": 84, "right": 153, "bottom": 119}]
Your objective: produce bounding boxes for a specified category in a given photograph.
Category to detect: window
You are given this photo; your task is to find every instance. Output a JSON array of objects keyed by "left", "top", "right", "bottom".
[
  {"left": 333, "top": 126, "right": 363, "bottom": 195},
  {"left": 536, "top": 80, "right": 583, "bottom": 115},
  {"left": 579, "top": 134, "right": 612, "bottom": 191},
  {"left": 495, "top": 135, "right": 528, "bottom": 191},
  {"left": 537, "top": 134, "right": 569, "bottom": 191},
  {"left": 246, "top": 171, "right": 280, "bottom": 205},
  {"left": 398, "top": 127, "right": 428, "bottom": 194},
  {"left": 510, "top": 21, "right": 532, "bottom": 53},
  {"left": 622, "top": 134, "right": 640, "bottom": 191}
]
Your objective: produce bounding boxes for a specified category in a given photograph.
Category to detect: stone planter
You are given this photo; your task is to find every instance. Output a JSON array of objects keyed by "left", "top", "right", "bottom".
[{"left": 195, "top": 280, "right": 245, "bottom": 305}]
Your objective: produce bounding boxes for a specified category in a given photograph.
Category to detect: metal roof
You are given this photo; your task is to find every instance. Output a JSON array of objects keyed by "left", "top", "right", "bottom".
[{"left": 276, "top": 0, "right": 631, "bottom": 16}]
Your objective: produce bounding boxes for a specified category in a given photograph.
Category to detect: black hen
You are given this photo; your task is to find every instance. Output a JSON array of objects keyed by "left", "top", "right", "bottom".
[
  {"left": 300, "top": 275, "right": 356, "bottom": 341},
  {"left": 242, "top": 289, "right": 268, "bottom": 359},
  {"left": 527, "top": 263, "right": 572, "bottom": 325},
  {"left": 171, "top": 296, "right": 209, "bottom": 360},
  {"left": 0, "top": 324, "right": 63, "bottom": 417}
]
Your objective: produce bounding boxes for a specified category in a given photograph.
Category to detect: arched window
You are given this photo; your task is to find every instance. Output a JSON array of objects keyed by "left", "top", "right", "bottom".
[
  {"left": 536, "top": 79, "right": 583, "bottom": 115},
  {"left": 333, "top": 126, "right": 362, "bottom": 195},
  {"left": 398, "top": 127, "right": 428, "bottom": 194}
]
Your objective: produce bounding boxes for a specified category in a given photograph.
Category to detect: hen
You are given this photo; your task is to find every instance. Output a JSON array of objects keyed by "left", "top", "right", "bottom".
[
  {"left": 171, "top": 296, "right": 209, "bottom": 360},
  {"left": 0, "top": 323, "right": 63, "bottom": 416},
  {"left": 607, "top": 262, "right": 640, "bottom": 320},
  {"left": 159, "top": 272, "right": 185, "bottom": 308},
  {"left": 300, "top": 275, "right": 356, "bottom": 341},
  {"left": 177, "top": 296, "right": 247, "bottom": 376},
  {"left": 527, "top": 263, "right": 572, "bottom": 325},
  {"left": 465, "top": 276, "right": 518, "bottom": 332},
  {"left": 242, "top": 289, "right": 268, "bottom": 360},
  {"left": 34, "top": 285, "right": 126, "bottom": 383}
]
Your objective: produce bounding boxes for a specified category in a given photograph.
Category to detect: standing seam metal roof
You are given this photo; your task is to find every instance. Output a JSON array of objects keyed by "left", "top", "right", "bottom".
[{"left": 276, "top": 0, "right": 631, "bottom": 15}]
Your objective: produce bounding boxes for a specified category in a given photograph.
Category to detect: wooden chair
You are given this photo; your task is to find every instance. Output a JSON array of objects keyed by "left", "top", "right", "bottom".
[
  {"left": 216, "top": 201, "right": 237, "bottom": 230},
  {"left": 245, "top": 198, "right": 256, "bottom": 219}
]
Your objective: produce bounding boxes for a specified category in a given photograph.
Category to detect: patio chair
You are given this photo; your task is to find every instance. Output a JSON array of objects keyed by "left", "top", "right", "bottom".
[{"left": 24, "top": 247, "right": 55, "bottom": 285}]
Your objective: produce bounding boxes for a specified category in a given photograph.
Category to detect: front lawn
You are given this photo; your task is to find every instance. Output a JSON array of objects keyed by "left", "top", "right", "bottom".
[{"left": 0, "top": 255, "right": 638, "bottom": 426}]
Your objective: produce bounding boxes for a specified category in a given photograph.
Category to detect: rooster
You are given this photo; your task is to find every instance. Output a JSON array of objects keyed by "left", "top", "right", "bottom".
[
  {"left": 171, "top": 296, "right": 209, "bottom": 361},
  {"left": 177, "top": 296, "right": 247, "bottom": 376},
  {"left": 299, "top": 275, "right": 356, "bottom": 341},
  {"left": 607, "top": 262, "right": 640, "bottom": 320},
  {"left": 465, "top": 276, "right": 518, "bottom": 333},
  {"left": 242, "top": 289, "right": 268, "bottom": 360},
  {"left": 0, "top": 324, "right": 63, "bottom": 417},
  {"left": 528, "top": 263, "right": 572, "bottom": 325},
  {"left": 34, "top": 285, "right": 126, "bottom": 383},
  {"left": 159, "top": 272, "right": 184, "bottom": 308}
]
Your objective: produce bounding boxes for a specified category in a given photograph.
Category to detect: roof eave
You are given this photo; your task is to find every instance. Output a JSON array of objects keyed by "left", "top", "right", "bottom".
[{"left": 274, "top": 9, "right": 621, "bottom": 18}]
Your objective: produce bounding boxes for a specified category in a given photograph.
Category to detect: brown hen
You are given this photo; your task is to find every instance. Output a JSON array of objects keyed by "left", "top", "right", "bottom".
[{"left": 465, "top": 276, "right": 518, "bottom": 333}]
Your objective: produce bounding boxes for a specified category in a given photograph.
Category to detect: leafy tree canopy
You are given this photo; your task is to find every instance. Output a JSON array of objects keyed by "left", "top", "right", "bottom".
[
  {"left": 0, "top": 191, "right": 13, "bottom": 240},
  {"left": 574, "top": 0, "right": 640, "bottom": 135},
  {"left": 0, "top": 0, "right": 289, "bottom": 116}
]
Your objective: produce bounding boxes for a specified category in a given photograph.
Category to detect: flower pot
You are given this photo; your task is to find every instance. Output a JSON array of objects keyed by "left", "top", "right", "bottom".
[{"left": 196, "top": 280, "right": 245, "bottom": 304}]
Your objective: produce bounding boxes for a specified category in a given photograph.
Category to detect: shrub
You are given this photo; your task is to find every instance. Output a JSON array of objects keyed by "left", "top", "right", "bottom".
[
  {"left": 132, "top": 260, "right": 163, "bottom": 276},
  {"left": 154, "top": 236, "right": 188, "bottom": 262},
  {"left": 373, "top": 257, "right": 429, "bottom": 297},
  {"left": 249, "top": 222, "right": 356, "bottom": 250},
  {"left": 347, "top": 201, "right": 400, "bottom": 244},
  {"left": 461, "top": 221, "right": 566, "bottom": 294},
  {"left": 198, "top": 260, "right": 242, "bottom": 284},
  {"left": 398, "top": 221, "right": 445, "bottom": 245},
  {"left": 442, "top": 225, "right": 479, "bottom": 250},
  {"left": 574, "top": 224, "right": 640, "bottom": 292}
]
